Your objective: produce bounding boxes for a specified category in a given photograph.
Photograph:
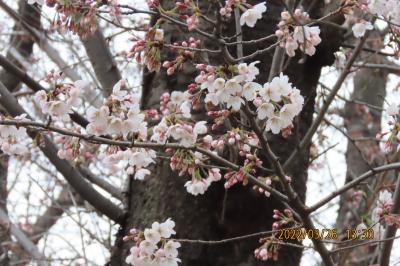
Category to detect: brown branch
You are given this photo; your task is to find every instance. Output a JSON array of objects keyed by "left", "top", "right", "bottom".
[
  {"left": 0, "top": 0, "right": 102, "bottom": 107},
  {"left": 0, "top": 81, "right": 124, "bottom": 224},
  {"left": 283, "top": 28, "right": 371, "bottom": 171},
  {"left": 378, "top": 173, "right": 400, "bottom": 266},
  {"left": 0, "top": 207, "right": 48, "bottom": 266},
  {"left": 0, "top": 54, "right": 89, "bottom": 128},
  {"left": 0, "top": 119, "right": 289, "bottom": 203},
  {"left": 78, "top": 166, "right": 124, "bottom": 201},
  {"left": 81, "top": 23, "right": 122, "bottom": 97},
  {"left": 308, "top": 163, "right": 400, "bottom": 212},
  {"left": 29, "top": 187, "right": 79, "bottom": 244}
]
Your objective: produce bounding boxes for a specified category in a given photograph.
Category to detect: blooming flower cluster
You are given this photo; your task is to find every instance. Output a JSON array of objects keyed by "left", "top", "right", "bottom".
[
  {"left": 124, "top": 218, "right": 181, "bottom": 266},
  {"left": 103, "top": 148, "right": 156, "bottom": 180},
  {"left": 195, "top": 62, "right": 304, "bottom": 134},
  {"left": 256, "top": 73, "right": 304, "bottom": 134},
  {"left": 84, "top": 80, "right": 158, "bottom": 179},
  {"left": 254, "top": 209, "right": 295, "bottom": 262},
  {"left": 0, "top": 114, "right": 30, "bottom": 155},
  {"left": 372, "top": 189, "right": 393, "bottom": 222},
  {"left": 184, "top": 167, "right": 222, "bottom": 195},
  {"left": 378, "top": 103, "right": 400, "bottom": 152},
  {"left": 158, "top": 91, "right": 191, "bottom": 118},
  {"left": 85, "top": 80, "right": 147, "bottom": 138},
  {"left": 367, "top": 0, "right": 400, "bottom": 26},
  {"left": 34, "top": 80, "right": 83, "bottom": 121},
  {"left": 275, "top": 9, "right": 321, "bottom": 57},
  {"left": 129, "top": 27, "right": 164, "bottom": 72}
]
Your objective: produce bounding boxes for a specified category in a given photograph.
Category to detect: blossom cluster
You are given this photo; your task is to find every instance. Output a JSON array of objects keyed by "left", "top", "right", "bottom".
[
  {"left": 34, "top": 80, "right": 84, "bottom": 121},
  {"left": 85, "top": 80, "right": 147, "bottom": 138},
  {"left": 276, "top": 9, "right": 321, "bottom": 57},
  {"left": 85, "top": 80, "right": 158, "bottom": 180},
  {"left": 366, "top": 0, "right": 400, "bottom": 26},
  {"left": 129, "top": 28, "right": 164, "bottom": 72},
  {"left": 372, "top": 189, "right": 393, "bottom": 223},
  {"left": 196, "top": 62, "right": 304, "bottom": 134},
  {"left": 254, "top": 209, "right": 295, "bottom": 262},
  {"left": 163, "top": 38, "right": 201, "bottom": 75},
  {"left": 0, "top": 114, "right": 30, "bottom": 155},
  {"left": 124, "top": 218, "right": 181, "bottom": 266},
  {"left": 379, "top": 103, "right": 400, "bottom": 152}
]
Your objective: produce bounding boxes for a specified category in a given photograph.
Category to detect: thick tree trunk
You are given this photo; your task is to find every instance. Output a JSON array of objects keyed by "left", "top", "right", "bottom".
[{"left": 110, "top": 1, "right": 344, "bottom": 265}]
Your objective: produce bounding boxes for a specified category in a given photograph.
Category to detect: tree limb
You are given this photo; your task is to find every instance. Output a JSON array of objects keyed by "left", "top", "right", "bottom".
[
  {"left": 81, "top": 24, "right": 122, "bottom": 97},
  {"left": 0, "top": 207, "right": 48, "bottom": 266},
  {"left": 378, "top": 173, "right": 400, "bottom": 266},
  {"left": 0, "top": 81, "right": 124, "bottom": 224}
]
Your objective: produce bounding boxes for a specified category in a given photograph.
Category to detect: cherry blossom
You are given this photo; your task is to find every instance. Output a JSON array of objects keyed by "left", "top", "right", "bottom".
[
  {"left": 34, "top": 80, "right": 83, "bottom": 121},
  {"left": 387, "top": 103, "right": 399, "bottom": 116},
  {"left": 169, "top": 121, "right": 208, "bottom": 148},
  {"left": 352, "top": 21, "right": 373, "bottom": 38},
  {"left": 0, "top": 114, "right": 30, "bottom": 155},
  {"left": 125, "top": 219, "right": 181, "bottom": 266},
  {"left": 240, "top": 2, "right": 267, "bottom": 28},
  {"left": 184, "top": 179, "right": 210, "bottom": 195},
  {"left": 372, "top": 190, "right": 394, "bottom": 223},
  {"left": 276, "top": 9, "right": 322, "bottom": 57},
  {"left": 367, "top": 0, "right": 400, "bottom": 26},
  {"left": 292, "top": 26, "right": 321, "bottom": 56}
]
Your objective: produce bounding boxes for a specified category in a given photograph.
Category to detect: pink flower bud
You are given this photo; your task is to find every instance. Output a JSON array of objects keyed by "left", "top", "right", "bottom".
[
  {"left": 272, "top": 222, "right": 279, "bottom": 230},
  {"left": 167, "top": 67, "right": 175, "bottom": 75}
]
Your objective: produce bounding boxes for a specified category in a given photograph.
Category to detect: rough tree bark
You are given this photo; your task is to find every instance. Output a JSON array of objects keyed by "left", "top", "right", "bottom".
[{"left": 110, "top": 0, "right": 344, "bottom": 265}]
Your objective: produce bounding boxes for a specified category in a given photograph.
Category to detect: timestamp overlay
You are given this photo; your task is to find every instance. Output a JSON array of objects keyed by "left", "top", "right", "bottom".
[{"left": 277, "top": 228, "right": 375, "bottom": 241}]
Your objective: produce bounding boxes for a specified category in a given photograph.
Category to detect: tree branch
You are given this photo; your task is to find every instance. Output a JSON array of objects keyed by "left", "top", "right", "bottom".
[
  {"left": 0, "top": 54, "right": 89, "bottom": 128},
  {"left": 0, "top": 0, "right": 103, "bottom": 107},
  {"left": 378, "top": 173, "right": 400, "bottom": 266},
  {"left": 0, "top": 207, "right": 48, "bottom": 266},
  {"left": 283, "top": 29, "right": 370, "bottom": 171},
  {"left": 81, "top": 23, "right": 122, "bottom": 97},
  {"left": 309, "top": 163, "right": 400, "bottom": 212},
  {"left": 0, "top": 118, "right": 289, "bottom": 203},
  {"left": 0, "top": 81, "right": 124, "bottom": 224}
]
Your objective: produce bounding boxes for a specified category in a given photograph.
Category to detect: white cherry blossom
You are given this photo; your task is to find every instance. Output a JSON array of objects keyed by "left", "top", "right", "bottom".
[
  {"left": 240, "top": 2, "right": 267, "bottom": 28},
  {"left": 184, "top": 179, "right": 210, "bottom": 195},
  {"left": 352, "top": 21, "right": 373, "bottom": 38},
  {"left": 387, "top": 103, "right": 399, "bottom": 116},
  {"left": 144, "top": 228, "right": 162, "bottom": 244},
  {"left": 152, "top": 218, "right": 176, "bottom": 238},
  {"left": 257, "top": 102, "right": 275, "bottom": 120},
  {"left": 265, "top": 116, "right": 283, "bottom": 134}
]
